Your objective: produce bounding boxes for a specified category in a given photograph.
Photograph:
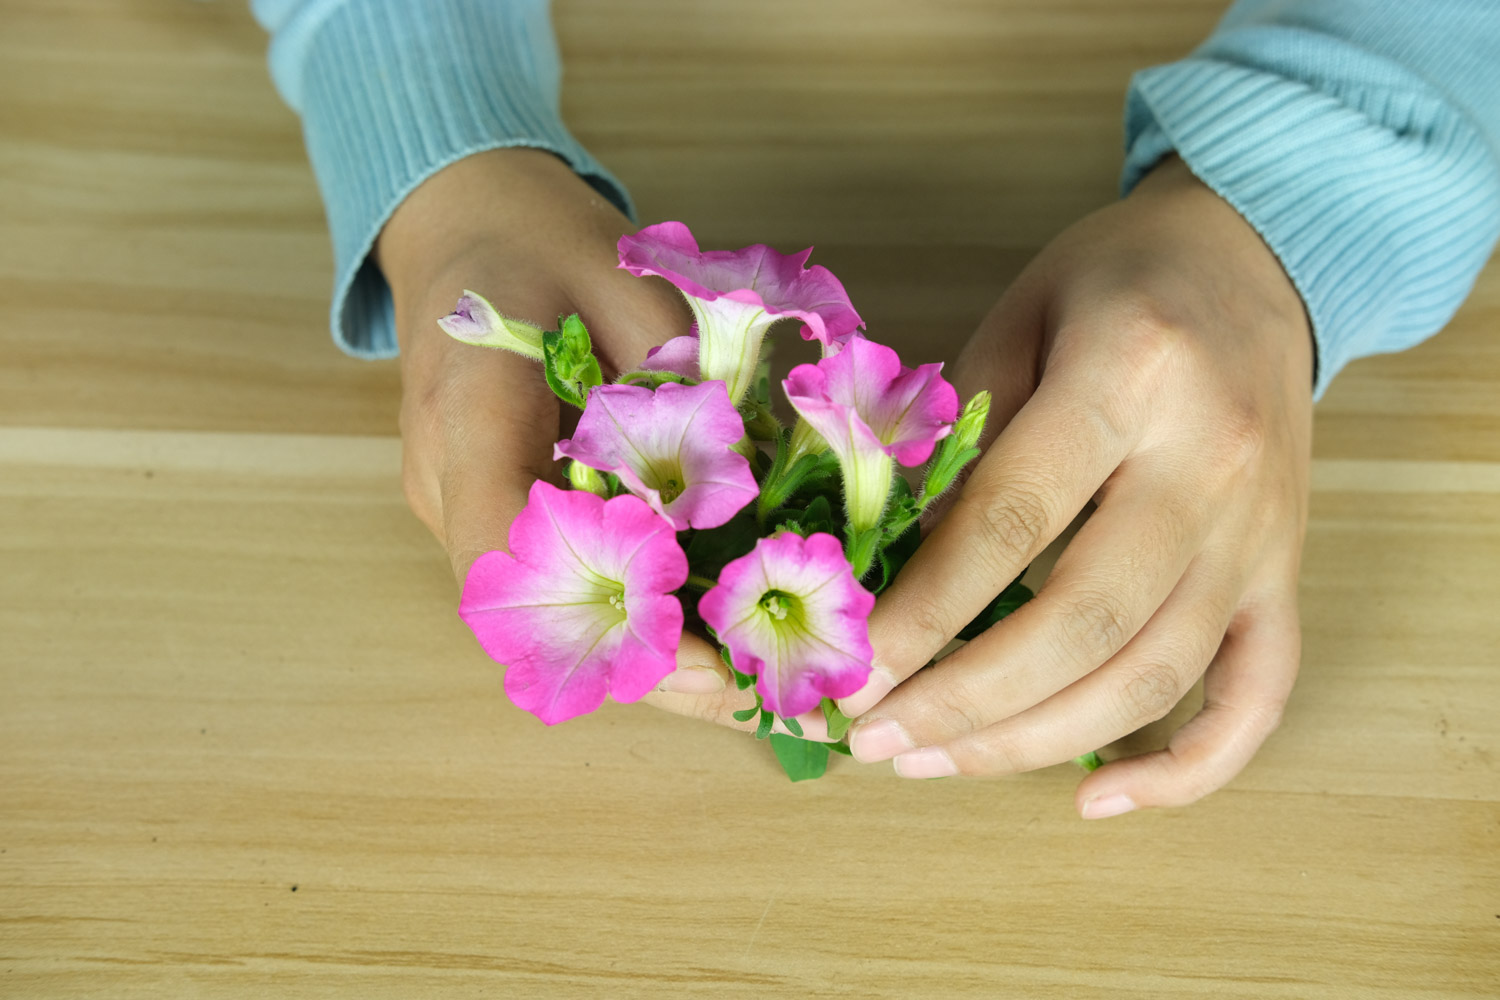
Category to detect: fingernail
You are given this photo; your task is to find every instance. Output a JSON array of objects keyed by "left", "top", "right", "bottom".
[
  {"left": 849, "top": 719, "right": 914, "bottom": 763},
  {"left": 893, "top": 747, "right": 958, "bottom": 779},
  {"left": 1080, "top": 793, "right": 1136, "bottom": 820},
  {"left": 657, "top": 668, "right": 726, "bottom": 694},
  {"left": 836, "top": 666, "right": 897, "bottom": 719}
]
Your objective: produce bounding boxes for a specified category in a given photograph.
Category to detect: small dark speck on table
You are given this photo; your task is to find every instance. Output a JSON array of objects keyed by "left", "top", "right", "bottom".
[{"left": 291, "top": 885, "right": 298, "bottom": 892}]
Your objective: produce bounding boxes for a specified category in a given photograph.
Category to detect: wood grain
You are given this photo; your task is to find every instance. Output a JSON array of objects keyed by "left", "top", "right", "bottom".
[{"left": 1, "top": 1, "right": 1496, "bottom": 997}]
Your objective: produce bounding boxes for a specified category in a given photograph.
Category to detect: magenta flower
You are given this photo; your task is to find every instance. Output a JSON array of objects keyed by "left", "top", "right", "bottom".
[
  {"left": 459, "top": 482, "right": 686, "bottom": 725},
  {"left": 699, "top": 532, "right": 875, "bottom": 718},
  {"left": 783, "top": 335, "right": 959, "bottom": 533},
  {"left": 635, "top": 333, "right": 701, "bottom": 381},
  {"left": 618, "top": 221, "right": 864, "bottom": 404},
  {"left": 555, "top": 381, "right": 757, "bottom": 530}
]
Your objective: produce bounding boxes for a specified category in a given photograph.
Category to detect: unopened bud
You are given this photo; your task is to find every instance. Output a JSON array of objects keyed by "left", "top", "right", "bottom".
[{"left": 567, "top": 460, "right": 609, "bottom": 497}]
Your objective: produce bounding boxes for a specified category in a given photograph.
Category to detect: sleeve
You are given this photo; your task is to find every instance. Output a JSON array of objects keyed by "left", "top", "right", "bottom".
[
  {"left": 1119, "top": 0, "right": 1500, "bottom": 398},
  {"left": 251, "top": 0, "right": 633, "bottom": 359}
]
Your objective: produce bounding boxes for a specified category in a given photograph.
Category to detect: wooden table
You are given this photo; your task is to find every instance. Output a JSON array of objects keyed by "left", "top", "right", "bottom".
[{"left": 3, "top": 2, "right": 1496, "bottom": 996}]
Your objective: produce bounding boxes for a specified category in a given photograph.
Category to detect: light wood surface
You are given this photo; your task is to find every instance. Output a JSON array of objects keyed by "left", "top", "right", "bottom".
[{"left": 2, "top": 2, "right": 1496, "bottom": 997}]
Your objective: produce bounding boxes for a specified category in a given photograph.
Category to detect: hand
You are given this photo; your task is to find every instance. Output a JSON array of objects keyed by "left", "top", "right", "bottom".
[
  {"left": 838, "top": 156, "right": 1313, "bottom": 814},
  {"left": 378, "top": 149, "right": 822, "bottom": 736}
]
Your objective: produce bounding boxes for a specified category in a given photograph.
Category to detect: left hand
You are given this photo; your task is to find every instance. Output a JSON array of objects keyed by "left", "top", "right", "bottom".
[{"left": 838, "top": 156, "right": 1314, "bottom": 817}]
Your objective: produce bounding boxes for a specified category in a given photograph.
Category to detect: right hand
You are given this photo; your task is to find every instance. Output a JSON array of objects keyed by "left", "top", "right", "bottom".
[{"left": 376, "top": 149, "right": 829, "bottom": 738}]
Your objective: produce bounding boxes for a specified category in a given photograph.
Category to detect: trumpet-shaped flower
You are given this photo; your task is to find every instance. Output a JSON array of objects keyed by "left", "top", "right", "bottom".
[
  {"left": 636, "top": 333, "right": 701, "bottom": 381},
  {"left": 699, "top": 532, "right": 874, "bottom": 718},
  {"left": 617, "top": 221, "right": 863, "bottom": 404},
  {"left": 459, "top": 482, "right": 686, "bottom": 725},
  {"left": 555, "top": 381, "right": 757, "bottom": 530},
  {"left": 783, "top": 335, "right": 958, "bottom": 533},
  {"left": 437, "top": 289, "right": 544, "bottom": 360}
]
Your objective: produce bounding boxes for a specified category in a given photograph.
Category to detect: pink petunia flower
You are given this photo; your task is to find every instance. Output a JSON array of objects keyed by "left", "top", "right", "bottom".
[
  {"left": 617, "top": 221, "right": 864, "bottom": 404},
  {"left": 459, "top": 482, "right": 686, "bottom": 725},
  {"left": 782, "top": 335, "right": 959, "bottom": 533},
  {"left": 437, "top": 289, "right": 544, "bottom": 360},
  {"left": 635, "top": 332, "right": 701, "bottom": 381},
  {"left": 699, "top": 532, "right": 875, "bottom": 719},
  {"left": 555, "top": 381, "right": 757, "bottom": 530}
]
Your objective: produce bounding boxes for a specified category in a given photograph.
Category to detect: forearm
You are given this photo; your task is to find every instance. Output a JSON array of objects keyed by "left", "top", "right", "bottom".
[
  {"left": 251, "top": 0, "right": 631, "bottom": 358},
  {"left": 1121, "top": 0, "right": 1500, "bottom": 397}
]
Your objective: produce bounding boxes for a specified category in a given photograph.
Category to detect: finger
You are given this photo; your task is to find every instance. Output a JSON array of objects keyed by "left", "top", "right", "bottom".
[
  {"left": 883, "top": 547, "right": 1242, "bottom": 780},
  {"left": 1073, "top": 585, "right": 1299, "bottom": 817},
  {"left": 917, "top": 277, "right": 1045, "bottom": 528},
  {"left": 843, "top": 357, "right": 1140, "bottom": 717},
  {"left": 848, "top": 448, "right": 1213, "bottom": 759}
]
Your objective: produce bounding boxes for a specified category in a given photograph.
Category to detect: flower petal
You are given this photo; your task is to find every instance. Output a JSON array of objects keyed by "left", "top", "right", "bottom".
[
  {"left": 458, "top": 482, "right": 686, "bottom": 724},
  {"left": 699, "top": 531, "right": 874, "bottom": 718},
  {"left": 555, "top": 382, "right": 756, "bottom": 530}
]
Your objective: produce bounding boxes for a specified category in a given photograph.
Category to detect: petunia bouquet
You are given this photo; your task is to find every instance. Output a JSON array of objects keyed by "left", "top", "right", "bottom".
[{"left": 437, "top": 222, "right": 1035, "bottom": 781}]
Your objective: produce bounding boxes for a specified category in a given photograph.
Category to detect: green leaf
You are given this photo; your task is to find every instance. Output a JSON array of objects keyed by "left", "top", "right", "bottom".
[
  {"left": 684, "top": 511, "right": 761, "bottom": 577},
  {"left": 822, "top": 698, "right": 854, "bottom": 741},
  {"left": 1074, "top": 751, "right": 1104, "bottom": 772},
  {"left": 955, "top": 573, "right": 1035, "bottom": 641},
  {"left": 731, "top": 706, "right": 759, "bottom": 723},
  {"left": 769, "top": 734, "right": 830, "bottom": 782},
  {"left": 754, "top": 708, "right": 774, "bottom": 741},
  {"left": 540, "top": 313, "right": 604, "bottom": 409},
  {"left": 826, "top": 741, "right": 853, "bottom": 756}
]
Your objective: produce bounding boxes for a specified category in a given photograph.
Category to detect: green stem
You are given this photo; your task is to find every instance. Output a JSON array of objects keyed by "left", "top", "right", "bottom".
[{"left": 685, "top": 574, "right": 718, "bottom": 591}]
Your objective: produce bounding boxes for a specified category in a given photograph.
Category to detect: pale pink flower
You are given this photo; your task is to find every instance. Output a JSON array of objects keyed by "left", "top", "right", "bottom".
[
  {"left": 459, "top": 482, "right": 686, "bottom": 725},
  {"left": 555, "top": 381, "right": 757, "bottom": 530},
  {"left": 618, "top": 221, "right": 863, "bottom": 404},
  {"left": 782, "top": 335, "right": 958, "bottom": 533},
  {"left": 698, "top": 532, "right": 874, "bottom": 718},
  {"left": 437, "top": 289, "right": 544, "bottom": 360}
]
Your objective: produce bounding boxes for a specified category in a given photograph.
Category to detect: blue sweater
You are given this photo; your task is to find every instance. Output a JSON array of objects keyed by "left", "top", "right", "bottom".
[{"left": 253, "top": 0, "right": 1500, "bottom": 398}]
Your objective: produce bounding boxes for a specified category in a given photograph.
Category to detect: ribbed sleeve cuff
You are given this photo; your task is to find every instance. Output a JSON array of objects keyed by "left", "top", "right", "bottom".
[
  {"left": 1121, "top": 35, "right": 1500, "bottom": 398},
  {"left": 293, "top": 0, "right": 633, "bottom": 358}
]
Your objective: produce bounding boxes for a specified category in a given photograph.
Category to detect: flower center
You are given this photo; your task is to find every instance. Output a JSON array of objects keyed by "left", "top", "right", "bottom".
[
  {"left": 758, "top": 589, "right": 798, "bottom": 623},
  {"left": 658, "top": 477, "right": 683, "bottom": 504},
  {"left": 608, "top": 590, "right": 626, "bottom": 613}
]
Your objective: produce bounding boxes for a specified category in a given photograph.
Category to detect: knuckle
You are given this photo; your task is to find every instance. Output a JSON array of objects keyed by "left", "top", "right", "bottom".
[
  {"left": 904, "top": 596, "right": 956, "bottom": 651},
  {"left": 1106, "top": 299, "right": 1199, "bottom": 389},
  {"left": 926, "top": 681, "right": 990, "bottom": 737},
  {"left": 1057, "top": 588, "right": 1136, "bottom": 661},
  {"left": 967, "top": 725, "right": 1030, "bottom": 775},
  {"left": 1213, "top": 404, "right": 1268, "bottom": 477},
  {"left": 963, "top": 481, "right": 1054, "bottom": 570},
  {"left": 1118, "top": 660, "right": 1184, "bottom": 726}
]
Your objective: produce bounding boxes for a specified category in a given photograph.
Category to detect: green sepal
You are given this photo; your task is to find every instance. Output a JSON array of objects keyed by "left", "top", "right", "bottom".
[
  {"left": 769, "top": 734, "right": 830, "bottom": 782},
  {"left": 731, "top": 706, "right": 759, "bottom": 723},
  {"left": 821, "top": 697, "right": 854, "bottom": 741},
  {"left": 754, "top": 708, "right": 774, "bottom": 741},
  {"left": 921, "top": 390, "right": 990, "bottom": 501},
  {"left": 541, "top": 313, "right": 604, "bottom": 409},
  {"left": 781, "top": 715, "right": 804, "bottom": 738},
  {"left": 773, "top": 494, "right": 835, "bottom": 539},
  {"left": 826, "top": 741, "right": 853, "bottom": 756},
  {"left": 617, "top": 369, "right": 690, "bottom": 389},
  {"left": 1074, "top": 751, "right": 1104, "bottom": 772},
  {"left": 955, "top": 572, "right": 1034, "bottom": 641},
  {"left": 845, "top": 524, "right": 882, "bottom": 585}
]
